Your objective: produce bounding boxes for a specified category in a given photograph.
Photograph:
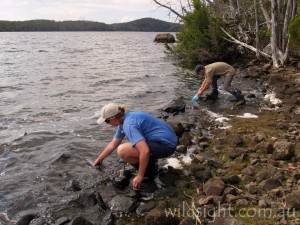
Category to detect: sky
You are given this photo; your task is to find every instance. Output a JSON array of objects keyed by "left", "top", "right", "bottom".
[{"left": 0, "top": 0, "right": 180, "bottom": 24}]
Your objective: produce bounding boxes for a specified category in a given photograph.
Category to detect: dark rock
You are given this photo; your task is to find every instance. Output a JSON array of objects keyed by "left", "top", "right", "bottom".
[
  {"left": 285, "top": 189, "right": 300, "bottom": 210},
  {"left": 246, "top": 182, "right": 259, "bottom": 194},
  {"left": 95, "top": 191, "right": 107, "bottom": 210},
  {"left": 179, "top": 217, "right": 196, "bottom": 225},
  {"left": 223, "top": 135, "right": 244, "bottom": 146},
  {"left": 254, "top": 142, "right": 273, "bottom": 154},
  {"left": 145, "top": 208, "right": 180, "bottom": 225},
  {"left": 163, "top": 97, "right": 185, "bottom": 114},
  {"left": 108, "top": 195, "right": 138, "bottom": 213},
  {"left": 259, "top": 178, "right": 282, "bottom": 191},
  {"left": 100, "top": 211, "right": 115, "bottom": 225},
  {"left": 189, "top": 162, "right": 205, "bottom": 173},
  {"left": 55, "top": 217, "right": 70, "bottom": 225},
  {"left": 176, "top": 145, "right": 187, "bottom": 154},
  {"left": 67, "top": 192, "right": 97, "bottom": 208},
  {"left": 136, "top": 201, "right": 157, "bottom": 215},
  {"left": 203, "top": 177, "right": 225, "bottom": 196},
  {"left": 179, "top": 132, "right": 193, "bottom": 146},
  {"left": 195, "top": 170, "right": 213, "bottom": 182},
  {"left": 225, "top": 175, "right": 241, "bottom": 185},
  {"left": 53, "top": 154, "right": 71, "bottom": 163},
  {"left": 29, "top": 217, "right": 46, "bottom": 225},
  {"left": 208, "top": 216, "right": 246, "bottom": 225},
  {"left": 273, "top": 140, "right": 295, "bottom": 160},
  {"left": 68, "top": 217, "right": 93, "bottom": 225},
  {"left": 167, "top": 122, "right": 184, "bottom": 137},
  {"left": 64, "top": 180, "right": 81, "bottom": 192},
  {"left": 154, "top": 33, "right": 176, "bottom": 43},
  {"left": 16, "top": 214, "right": 37, "bottom": 225}
]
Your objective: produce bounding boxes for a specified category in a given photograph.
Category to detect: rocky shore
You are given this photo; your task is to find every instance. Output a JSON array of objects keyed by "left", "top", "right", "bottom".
[{"left": 16, "top": 62, "right": 300, "bottom": 225}]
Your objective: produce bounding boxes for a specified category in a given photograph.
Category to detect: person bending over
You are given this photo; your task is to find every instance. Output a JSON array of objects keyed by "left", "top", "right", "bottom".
[
  {"left": 192, "top": 62, "right": 246, "bottom": 105},
  {"left": 94, "top": 103, "right": 178, "bottom": 190}
]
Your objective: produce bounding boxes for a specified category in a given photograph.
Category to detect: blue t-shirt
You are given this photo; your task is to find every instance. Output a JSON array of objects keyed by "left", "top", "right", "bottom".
[{"left": 114, "top": 112, "right": 177, "bottom": 149}]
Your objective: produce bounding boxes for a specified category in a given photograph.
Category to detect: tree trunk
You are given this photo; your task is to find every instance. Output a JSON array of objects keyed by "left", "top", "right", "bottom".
[{"left": 254, "top": 0, "right": 260, "bottom": 59}]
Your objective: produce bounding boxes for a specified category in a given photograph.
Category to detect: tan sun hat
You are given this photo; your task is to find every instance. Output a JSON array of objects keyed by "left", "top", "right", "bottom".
[{"left": 97, "top": 103, "right": 124, "bottom": 124}]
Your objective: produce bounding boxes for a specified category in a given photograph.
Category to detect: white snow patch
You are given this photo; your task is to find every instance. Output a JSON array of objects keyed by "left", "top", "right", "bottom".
[
  {"left": 237, "top": 113, "right": 258, "bottom": 118},
  {"left": 164, "top": 158, "right": 182, "bottom": 169},
  {"left": 264, "top": 92, "right": 282, "bottom": 105}
]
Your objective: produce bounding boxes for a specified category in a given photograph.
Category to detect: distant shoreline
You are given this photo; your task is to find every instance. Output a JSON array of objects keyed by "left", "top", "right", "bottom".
[{"left": 0, "top": 17, "right": 183, "bottom": 32}]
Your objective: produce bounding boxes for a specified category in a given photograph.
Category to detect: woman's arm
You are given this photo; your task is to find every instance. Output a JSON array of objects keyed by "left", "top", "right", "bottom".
[{"left": 94, "top": 137, "right": 123, "bottom": 166}]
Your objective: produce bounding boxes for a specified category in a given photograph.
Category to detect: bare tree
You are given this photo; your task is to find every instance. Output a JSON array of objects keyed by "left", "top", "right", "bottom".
[
  {"left": 153, "top": 0, "right": 298, "bottom": 67},
  {"left": 271, "top": 0, "right": 297, "bottom": 67}
]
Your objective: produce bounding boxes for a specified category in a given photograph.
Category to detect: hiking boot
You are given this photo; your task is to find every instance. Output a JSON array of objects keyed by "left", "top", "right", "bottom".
[
  {"left": 205, "top": 91, "right": 219, "bottom": 100},
  {"left": 235, "top": 96, "right": 246, "bottom": 106},
  {"left": 231, "top": 89, "right": 246, "bottom": 105}
]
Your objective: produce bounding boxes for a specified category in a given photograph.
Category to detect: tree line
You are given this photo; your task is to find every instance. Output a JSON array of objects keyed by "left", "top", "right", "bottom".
[
  {"left": 0, "top": 18, "right": 182, "bottom": 32},
  {"left": 153, "top": 0, "right": 300, "bottom": 68}
]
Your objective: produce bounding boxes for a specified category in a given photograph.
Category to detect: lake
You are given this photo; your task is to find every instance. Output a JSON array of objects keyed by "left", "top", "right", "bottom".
[{"left": 0, "top": 32, "right": 183, "bottom": 223}]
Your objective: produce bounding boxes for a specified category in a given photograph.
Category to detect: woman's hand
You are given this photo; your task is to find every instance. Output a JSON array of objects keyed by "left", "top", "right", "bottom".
[
  {"left": 94, "top": 158, "right": 102, "bottom": 167},
  {"left": 132, "top": 175, "right": 143, "bottom": 190}
]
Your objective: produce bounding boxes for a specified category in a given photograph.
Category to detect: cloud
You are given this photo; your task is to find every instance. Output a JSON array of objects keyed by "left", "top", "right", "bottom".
[{"left": 0, "top": 0, "right": 175, "bottom": 23}]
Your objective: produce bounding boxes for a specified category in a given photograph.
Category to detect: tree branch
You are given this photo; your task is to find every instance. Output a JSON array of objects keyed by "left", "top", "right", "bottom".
[{"left": 221, "top": 27, "right": 271, "bottom": 58}]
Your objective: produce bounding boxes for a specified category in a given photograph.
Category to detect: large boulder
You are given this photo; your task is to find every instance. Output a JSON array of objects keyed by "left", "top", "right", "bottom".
[{"left": 154, "top": 33, "right": 175, "bottom": 43}]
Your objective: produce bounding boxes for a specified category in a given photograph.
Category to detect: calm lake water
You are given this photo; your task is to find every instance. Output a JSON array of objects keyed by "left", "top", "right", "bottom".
[
  {"left": 0, "top": 32, "right": 267, "bottom": 224},
  {"left": 0, "top": 32, "right": 184, "bottom": 223}
]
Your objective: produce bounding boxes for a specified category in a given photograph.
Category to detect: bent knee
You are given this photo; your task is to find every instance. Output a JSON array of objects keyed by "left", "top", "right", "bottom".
[{"left": 117, "top": 143, "right": 132, "bottom": 158}]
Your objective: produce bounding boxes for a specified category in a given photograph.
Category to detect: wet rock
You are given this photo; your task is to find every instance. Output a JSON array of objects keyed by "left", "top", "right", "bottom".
[
  {"left": 55, "top": 217, "right": 70, "bottom": 225},
  {"left": 108, "top": 195, "right": 138, "bottom": 213},
  {"left": 179, "top": 131, "right": 193, "bottom": 146},
  {"left": 145, "top": 208, "right": 180, "bottom": 225},
  {"left": 100, "top": 211, "right": 115, "bottom": 225},
  {"left": 163, "top": 97, "right": 185, "bottom": 114},
  {"left": 167, "top": 122, "right": 184, "bottom": 137},
  {"left": 67, "top": 192, "right": 97, "bottom": 208},
  {"left": 154, "top": 33, "right": 175, "bottom": 43},
  {"left": 285, "top": 189, "right": 300, "bottom": 210},
  {"left": 16, "top": 214, "right": 37, "bottom": 225},
  {"left": 29, "top": 217, "right": 46, "bottom": 225},
  {"left": 53, "top": 154, "right": 71, "bottom": 163},
  {"left": 136, "top": 201, "right": 157, "bottom": 215},
  {"left": 64, "top": 180, "right": 81, "bottom": 192},
  {"left": 95, "top": 191, "right": 107, "bottom": 210},
  {"left": 69, "top": 216, "right": 93, "bottom": 225},
  {"left": 203, "top": 177, "right": 225, "bottom": 196},
  {"left": 273, "top": 140, "right": 295, "bottom": 160},
  {"left": 259, "top": 178, "right": 282, "bottom": 191},
  {"left": 176, "top": 145, "right": 187, "bottom": 154}
]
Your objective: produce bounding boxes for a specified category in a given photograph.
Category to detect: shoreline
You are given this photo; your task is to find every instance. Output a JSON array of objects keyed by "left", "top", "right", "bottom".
[{"left": 15, "top": 62, "right": 300, "bottom": 225}]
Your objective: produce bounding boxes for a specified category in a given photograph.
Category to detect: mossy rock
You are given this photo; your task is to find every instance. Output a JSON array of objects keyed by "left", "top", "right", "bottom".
[{"left": 154, "top": 33, "right": 175, "bottom": 43}]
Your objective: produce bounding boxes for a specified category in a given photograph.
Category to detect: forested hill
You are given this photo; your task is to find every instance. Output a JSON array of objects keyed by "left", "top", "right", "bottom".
[
  {"left": 111, "top": 18, "right": 182, "bottom": 32},
  {"left": 0, "top": 18, "right": 182, "bottom": 32}
]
